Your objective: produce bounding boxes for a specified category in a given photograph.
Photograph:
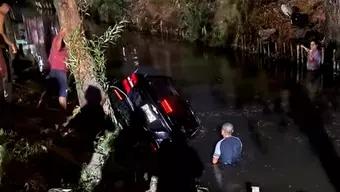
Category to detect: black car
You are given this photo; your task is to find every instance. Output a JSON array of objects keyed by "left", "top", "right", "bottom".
[{"left": 110, "top": 72, "right": 201, "bottom": 149}]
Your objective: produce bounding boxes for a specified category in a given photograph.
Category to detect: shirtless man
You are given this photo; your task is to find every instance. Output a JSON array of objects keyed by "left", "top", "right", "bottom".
[{"left": 0, "top": 3, "right": 16, "bottom": 100}]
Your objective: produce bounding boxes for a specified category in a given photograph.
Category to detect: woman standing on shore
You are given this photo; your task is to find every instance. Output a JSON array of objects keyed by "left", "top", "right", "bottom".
[{"left": 300, "top": 41, "right": 321, "bottom": 71}]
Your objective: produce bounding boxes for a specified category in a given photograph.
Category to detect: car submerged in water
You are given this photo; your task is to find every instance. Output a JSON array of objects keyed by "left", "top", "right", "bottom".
[{"left": 109, "top": 72, "right": 201, "bottom": 150}]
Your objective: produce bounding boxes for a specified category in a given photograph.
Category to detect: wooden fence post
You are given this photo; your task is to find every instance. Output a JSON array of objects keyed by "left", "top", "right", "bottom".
[
  {"left": 290, "top": 43, "right": 293, "bottom": 58},
  {"left": 283, "top": 42, "right": 286, "bottom": 55}
]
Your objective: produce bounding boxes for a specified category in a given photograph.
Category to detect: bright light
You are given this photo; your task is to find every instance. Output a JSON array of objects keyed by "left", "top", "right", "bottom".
[
  {"left": 131, "top": 73, "right": 138, "bottom": 84},
  {"left": 113, "top": 89, "right": 123, "bottom": 101},
  {"left": 122, "top": 79, "right": 131, "bottom": 93},
  {"left": 251, "top": 186, "right": 260, "bottom": 192},
  {"left": 160, "top": 99, "right": 173, "bottom": 114}
]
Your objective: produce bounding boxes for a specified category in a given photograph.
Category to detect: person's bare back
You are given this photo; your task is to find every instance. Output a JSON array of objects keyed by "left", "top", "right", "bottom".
[{"left": 0, "top": 3, "right": 16, "bottom": 54}]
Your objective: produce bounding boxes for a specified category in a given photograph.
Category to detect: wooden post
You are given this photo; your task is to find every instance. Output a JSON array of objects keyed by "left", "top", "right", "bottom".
[
  {"left": 333, "top": 49, "right": 337, "bottom": 73},
  {"left": 244, "top": 35, "right": 247, "bottom": 51},
  {"left": 290, "top": 43, "right": 293, "bottom": 58},
  {"left": 321, "top": 47, "right": 325, "bottom": 65},
  {"left": 301, "top": 45, "right": 304, "bottom": 65},
  {"left": 263, "top": 42, "right": 267, "bottom": 55},
  {"left": 296, "top": 45, "right": 300, "bottom": 82},
  {"left": 296, "top": 45, "right": 300, "bottom": 63},
  {"left": 275, "top": 42, "right": 278, "bottom": 54},
  {"left": 301, "top": 45, "right": 304, "bottom": 79},
  {"left": 283, "top": 42, "right": 286, "bottom": 55},
  {"left": 160, "top": 20, "right": 163, "bottom": 34},
  {"left": 268, "top": 43, "right": 270, "bottom": 57}
]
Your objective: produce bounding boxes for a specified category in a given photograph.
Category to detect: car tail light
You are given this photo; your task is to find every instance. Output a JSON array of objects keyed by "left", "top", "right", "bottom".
[
  {"left": 131, "top": 73, "right": 138, "bottom": 84},
  {"left": 122, "top": 73, "right": 138, "bottom": 94},
  {"left": 122, "top": 79, "right": 131, "bottom": 93},
  {"left": 160, "top": 99, "right": 173, "bottom": 114},
  {"left": 113, "top": 89, "right": 123, "bottom": 101}
]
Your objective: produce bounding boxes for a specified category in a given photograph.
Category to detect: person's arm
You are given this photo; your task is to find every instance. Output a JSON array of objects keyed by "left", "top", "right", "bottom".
[
  {"left": 212, "top": 141, "right": 221, "bottom": 164},
  {"left": 53, "top": 34, "right": 63, "bottom": 52},
  {"left": 300, "top": 45, "right": 309, "bottom": 53},
  {"left": 52, "top": 28, "right": 66, "bottom": 52},
  {"left": 212, "top": 156, "right": 219, "bottom": 164},
  {"left": 0, "top": 18, "right": 16, "bottom": 54}
]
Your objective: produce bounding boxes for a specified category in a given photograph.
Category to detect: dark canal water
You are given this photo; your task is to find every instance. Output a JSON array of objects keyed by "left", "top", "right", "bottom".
[
  {"left": 6, "top": 4, "right": 340, "bottom": 192},
  {"left": 108, "top": 32, "right": 340, "bottom": 192}
]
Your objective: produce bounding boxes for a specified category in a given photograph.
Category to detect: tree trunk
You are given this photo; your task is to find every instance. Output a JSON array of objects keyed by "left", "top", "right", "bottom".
[
  {"left": 53, "top": 0, "right": 115, "bottom": 121},
  {"left": 53, "top": 0, "right": 92, "bottom": 106},
  {"left": 52, "top": 1, "right": 119, "bottom": 190}
]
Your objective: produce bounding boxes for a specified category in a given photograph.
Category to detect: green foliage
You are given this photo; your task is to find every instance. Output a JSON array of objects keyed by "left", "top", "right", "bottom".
[
  {"left": 66, "top": 27, "right": 88, "bottom": 84},
  {"left": 82, "top": 0, "right": 248, "bottom": 46},
  {"left": 0, "top": 128, "right": 48, "bottom": 184},
  {"left": 11, "top": 139, "right": 48, "bottom": 163},
  {"left": 1, "top": 130, "right": 47, "bottom": 163},
  {"left": 76, "top": 0, "right": 91, "bottom": 16},
  {"left": 179, "top": 0, "right": 211, "bottom": 42},
  {"left": 77, "top": 130, "right": 117, "bottom": 192},
  {"left": 87, "top": 20, "right": 127, "bottom": 91},
  {"left": 95, "top": 130, "right": 116, "bottom": 155},
  {"left": 0, "top": 129, "right": 10, "bottom": 182},
  {"left": 0, "top": 129, "right": 13, "bottom": 145},
  {"left": 208, "top": 0, "right": 242, "bottom": 46},
  {"left": 66, "top": 20, "right": 126, "bottom": 89},
  {"left": 89, "top": 0, "right": 126, "bottom": 23}
]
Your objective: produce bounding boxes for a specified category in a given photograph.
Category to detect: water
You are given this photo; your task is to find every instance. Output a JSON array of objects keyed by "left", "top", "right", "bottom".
[
  {"left": 110, "top": 32, "right": 340, "bottom": 192},
  {"left": 11, "top": 5, "right": 340, "bottom": 192}
]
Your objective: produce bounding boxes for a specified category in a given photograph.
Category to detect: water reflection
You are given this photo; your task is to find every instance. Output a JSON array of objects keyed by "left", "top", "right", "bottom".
[
  {"left": 212, "top": 165, "right": 223, "bottom": 190},
  {"left": 302, "top": 71, "right": 322, "bottom": 100}
]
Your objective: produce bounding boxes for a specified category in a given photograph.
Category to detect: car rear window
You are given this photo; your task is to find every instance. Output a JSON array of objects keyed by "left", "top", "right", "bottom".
[{"left": 147, "top": 76, "right": 180, "bottom": 98}]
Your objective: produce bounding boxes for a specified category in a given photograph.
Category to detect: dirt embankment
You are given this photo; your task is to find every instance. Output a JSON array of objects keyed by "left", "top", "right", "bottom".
[{"left": 93, "top": 0, "right": 327, "bottom": 47}]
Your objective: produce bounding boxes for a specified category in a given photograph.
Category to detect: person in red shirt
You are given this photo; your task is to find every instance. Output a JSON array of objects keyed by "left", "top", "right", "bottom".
[{"left": 48, "top": 28, "right": 68, "bottom": 110}]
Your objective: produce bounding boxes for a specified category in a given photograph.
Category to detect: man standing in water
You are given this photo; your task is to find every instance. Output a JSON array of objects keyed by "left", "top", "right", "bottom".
[
  {"left": 301, "top": 40, "right": 321, "bottom": 71},
  {"left": 0, "top": 2, "right": 16, "bottom": 101},
  {"left": 212, "top": 122, "right": 242, "bottom": 165},
  {"left": 48, "top": 28, "right": 68, "bottom": 110}
]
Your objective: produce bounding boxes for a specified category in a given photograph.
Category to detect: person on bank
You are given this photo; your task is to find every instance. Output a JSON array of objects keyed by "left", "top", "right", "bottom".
[
  {"left": 212, "top": 122, "right": 242, "bottom": 165},
  {"left": 48, "top": 28, "right": 68, "bottom": 110},
  {"left": 0, "top": 3, "right": 16, "bottom": 99},
  {"left": 300, "top": 41, "right": 321, "bottom": 71}
]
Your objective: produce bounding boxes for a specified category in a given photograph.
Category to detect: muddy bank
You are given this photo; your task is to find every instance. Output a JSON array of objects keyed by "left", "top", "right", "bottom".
[{"left": 87, "top": 0, "right": 329, "bottom": 47}]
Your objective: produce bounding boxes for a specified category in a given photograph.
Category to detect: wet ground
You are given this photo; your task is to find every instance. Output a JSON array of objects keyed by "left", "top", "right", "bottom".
[{"left": 111, "top": 32, "right": 340, "bottom": 192}]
